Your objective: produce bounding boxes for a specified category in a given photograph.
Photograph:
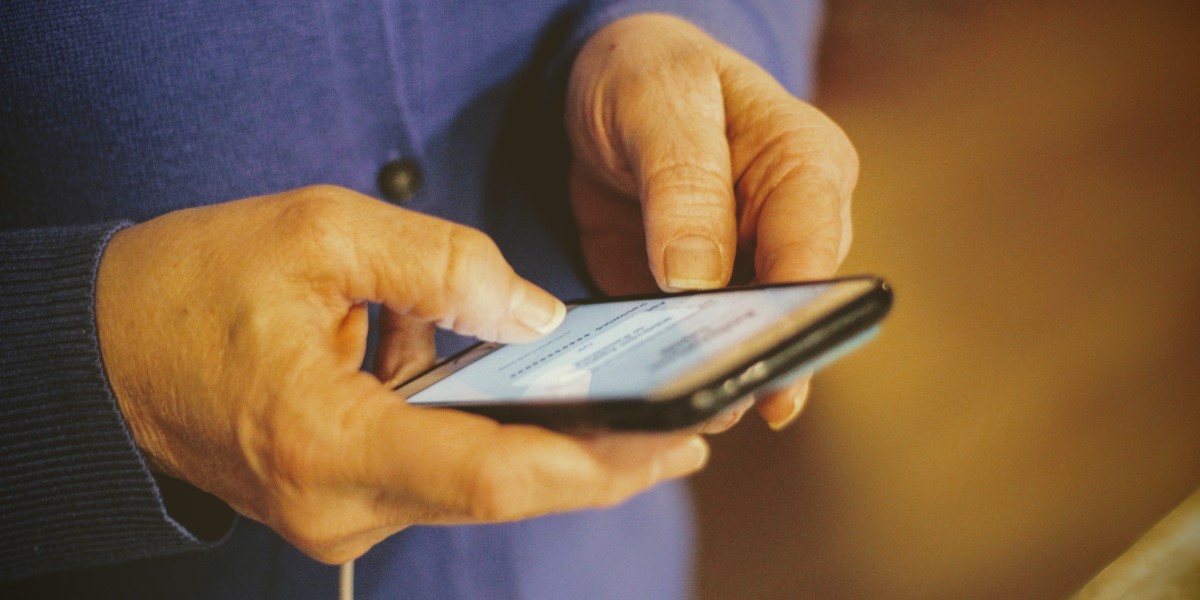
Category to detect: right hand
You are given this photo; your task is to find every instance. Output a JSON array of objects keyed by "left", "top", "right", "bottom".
[{"left": 95, "top": 185, "right": 709, "bottom": 564}]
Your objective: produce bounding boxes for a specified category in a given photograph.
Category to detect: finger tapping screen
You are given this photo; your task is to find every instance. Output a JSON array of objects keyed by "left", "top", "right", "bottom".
[{"left": 404, "top": 284, "right": 834, "bottom": 404}]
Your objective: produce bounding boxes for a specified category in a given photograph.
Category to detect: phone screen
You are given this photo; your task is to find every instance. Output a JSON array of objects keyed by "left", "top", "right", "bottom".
[{"left": 403, "top": 282, "right": 836, "bottom": 405}]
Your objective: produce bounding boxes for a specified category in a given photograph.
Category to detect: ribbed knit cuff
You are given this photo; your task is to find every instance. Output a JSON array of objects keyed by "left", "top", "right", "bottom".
[{"left": 0, "top": 223, "right": 233, "bottom": 581}]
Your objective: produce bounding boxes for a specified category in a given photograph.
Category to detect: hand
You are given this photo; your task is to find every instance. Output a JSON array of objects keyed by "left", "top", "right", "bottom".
[
  {"left": 96, "top": 186, "right": 709, "bottom": 564},
  {"left": 567, "top": 14, "right": 857, "bottom": 429}
]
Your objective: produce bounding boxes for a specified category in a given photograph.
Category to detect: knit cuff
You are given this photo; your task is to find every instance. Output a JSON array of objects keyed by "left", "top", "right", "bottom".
[{"left": 0, "top": 223, "right": 233, "bottom": 581}]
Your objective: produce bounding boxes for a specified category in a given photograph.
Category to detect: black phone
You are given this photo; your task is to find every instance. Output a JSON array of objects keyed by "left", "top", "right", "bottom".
[{"left": 394, "top": 276, "right": 893, "bottom": 432}]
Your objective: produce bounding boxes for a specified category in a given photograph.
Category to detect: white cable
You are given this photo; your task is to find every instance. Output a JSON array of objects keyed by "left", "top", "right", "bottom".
[{"left": 339, "top": 559, "right": 354, "bottom": 600}]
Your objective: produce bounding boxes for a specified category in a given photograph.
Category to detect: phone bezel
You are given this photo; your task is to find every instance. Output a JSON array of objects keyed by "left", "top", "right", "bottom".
[{"left": 393, "top": 276, "right": 892, "bottom": 431}]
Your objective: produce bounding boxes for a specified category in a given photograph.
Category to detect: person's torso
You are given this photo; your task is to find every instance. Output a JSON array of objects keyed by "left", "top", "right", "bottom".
[{"left": 1, "top": 2, "right": 693, "bottom": 598}]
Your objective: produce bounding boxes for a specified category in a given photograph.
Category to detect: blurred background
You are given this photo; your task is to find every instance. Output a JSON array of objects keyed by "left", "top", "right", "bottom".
[{"left": 693, "top": 2, "right": 1200, "bottom": 598}]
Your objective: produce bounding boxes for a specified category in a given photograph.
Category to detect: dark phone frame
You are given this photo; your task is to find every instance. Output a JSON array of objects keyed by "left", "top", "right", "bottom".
[{"left": 394, "top": 276, "right": 893, "bottom": 432}]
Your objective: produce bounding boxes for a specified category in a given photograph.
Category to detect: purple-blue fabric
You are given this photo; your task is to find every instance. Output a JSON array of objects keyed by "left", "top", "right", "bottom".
[{"left": 0, "top": 1, "right": 820, "bottom": 597}]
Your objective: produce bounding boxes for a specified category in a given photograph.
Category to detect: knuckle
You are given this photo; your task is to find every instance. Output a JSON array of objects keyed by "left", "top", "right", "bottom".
[
  {"left": 745, "top": 103, "right": 860, "bottom": 199},
  {"left": 431, "top": 225, "right": 506, "bottom": 329},
  {"left": 266, "top": 186, "right": 371, "bottom": 280},
  {"left": 751, "top": 145, "right": 847, "bottom": 212},
  {"left": 273, "top": 186, "right": 358, "bottom": 246},
  {"left": 643, "top": 159, "right": 731, "bottom": 209},
  {"left": 442, "top": 225, "right": 498, "bottom": 275},
  {"left": 280, "top": 185, "right": 349, "bottom": 223},
  {"left": 644, "top": 159, "right": 727, "bottom": 191}
]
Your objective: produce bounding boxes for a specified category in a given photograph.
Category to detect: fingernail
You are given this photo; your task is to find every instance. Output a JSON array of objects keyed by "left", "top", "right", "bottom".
[
  {"left": 702, "top": 397, "right": 754, "bottom": 434},
  {"left": 664, "top": 236, "right": 723, "bottom": 291},
  {"left": 513, "top": 284, "right": 566, "bottom": 335},
  {"left": 768, "top": 382, "right": 810, "bottom": 431},
  {"left": 662, "top": 436, "right": 710, "bottom": 478}
]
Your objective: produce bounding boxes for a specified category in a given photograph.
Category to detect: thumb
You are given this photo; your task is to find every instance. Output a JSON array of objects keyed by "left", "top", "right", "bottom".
[
  {"left": 619, "top": 69, "right": 737, "bottom": 292},
  {"left": 571, "top": 15, "right": 739, "bottom": 293}
]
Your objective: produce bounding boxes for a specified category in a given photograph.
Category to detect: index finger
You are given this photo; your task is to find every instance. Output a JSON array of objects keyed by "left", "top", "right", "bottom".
[
  {"left": 721, "top": 59, "right": 858, "bottom": 282},
  {"left": 613, "top": 59, "right": 738, "bottom": 292},
  {"left": 281, "top": 187, "right": 565, "bottom": 343}
]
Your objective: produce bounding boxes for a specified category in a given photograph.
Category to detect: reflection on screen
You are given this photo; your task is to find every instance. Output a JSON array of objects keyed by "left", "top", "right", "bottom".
[{"left": 405, "top": 284, "right": 832, "bottom": 403}]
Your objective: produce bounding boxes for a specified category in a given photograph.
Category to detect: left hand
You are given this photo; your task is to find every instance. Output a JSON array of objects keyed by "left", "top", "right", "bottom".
[{"left": 566, "top": 14, "right": 858, "bottom": 430}]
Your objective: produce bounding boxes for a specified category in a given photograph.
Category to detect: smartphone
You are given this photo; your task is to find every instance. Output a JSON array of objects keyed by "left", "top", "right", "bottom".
[{"left": 394, "top": 276, "right": 893, "bottom": 432}]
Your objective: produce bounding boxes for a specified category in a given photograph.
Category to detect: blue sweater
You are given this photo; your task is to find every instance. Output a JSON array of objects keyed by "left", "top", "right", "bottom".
[{"left": 0, "top": 1, "right": 820, "bottom": 597}]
